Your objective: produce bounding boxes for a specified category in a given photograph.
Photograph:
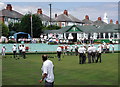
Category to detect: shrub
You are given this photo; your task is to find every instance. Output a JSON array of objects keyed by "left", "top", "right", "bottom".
[
  {"left": 48, "top": 42, "right": 57, "bottom": 45},
  {"left": 8, "top": 40, "right": 16, "bottom": 43}
]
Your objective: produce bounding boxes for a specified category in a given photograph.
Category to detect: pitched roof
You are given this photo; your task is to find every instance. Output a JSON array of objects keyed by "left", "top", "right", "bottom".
[
  {"left": 0, "top": 9, "right": 23, "bottom": 18},
  {"left": 93, "top": 20, "right": 107, "bottom": 26},
  {"left": 82, "top": 19, "right": 94, "bottom": 24},
  {"left": 43, "top": 24, "right": 119, "bottom": 33},
  {"left": 55, "top": 14, "right": 72, "bottom": 22},
  {"left": 55, "top": 14, "right": 83, "bottom": 23},
  {"left": 35, "top": 14, "right": 55, "bottom": 21},
  {"left": 68, "top": 14, "right": 83, "bottom": 23}
]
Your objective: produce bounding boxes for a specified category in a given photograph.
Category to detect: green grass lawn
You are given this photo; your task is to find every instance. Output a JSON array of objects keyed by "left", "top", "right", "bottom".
[{"left": 2, "top": 53, "right": 118, "bottom": 85}]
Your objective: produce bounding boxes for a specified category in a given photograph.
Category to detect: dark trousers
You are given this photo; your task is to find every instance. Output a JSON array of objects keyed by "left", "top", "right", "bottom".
[
  {"left": 22, "top": 52, "right": 26, "bottom": 59},
  {"left": 83, "top": 53, "right": 86, "bottom": 64},
  {"left": 87, "top": 53, "right": 92, "bottom": 63},
  {"left": 19, "top": 50, "right": 22, "bottom": 57},
  {"left": 45, "top": 80, "right": 54, "bottom": 87},
  {"left": 79, "top": 53, "right": 84, "bottom": 64},
  {"left": 57, "top": 51, "right": 61, "bottom": 61},
  {"left": 13, "top": 51, "right": 17, "bottom": 58},
  {"left": 106, "top": 49, "right": 109, "bottom": 53},
  {"left": 92, "top": 52, "right": 96, "bottom": 63},
  {"left": 96, "top": 53, "right": 101, "bottom": 63}
]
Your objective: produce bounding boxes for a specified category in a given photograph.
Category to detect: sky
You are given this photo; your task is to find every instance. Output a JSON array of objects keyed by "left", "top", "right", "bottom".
[{"left": 0, "top": 1, "right": 119, "bottom": 23}]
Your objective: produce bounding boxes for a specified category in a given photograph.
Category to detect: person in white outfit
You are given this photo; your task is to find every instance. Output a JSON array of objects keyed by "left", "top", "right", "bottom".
[
  {"left": 18, "top": 44, "right": 22, "bottom": 57},
  {"left": 111, "top": 44, "right": 115, "bottom": 53},
  {"left": 78, "top": 45, "right": 86, "bottom": 64},
  {"left": 2, "top": 45, "right": 6, "bottom": 57},
  {"left": 57, "top": 46, "right": 62, "bottom": 61},
  {"left": 12, "top": 44, "right": 17, "bottom": 58},
  {"left": 22, "top": 44, "right": 26, "bottom": 59},
  {"left": 39, "top": 55, "right": 54, "bottom": 87},
  {"left": 96, "top": 45, "right": 102, "bottom": 63},
  {"left": 91, "top": 44, "right": 97, "bottom": 63},
  {"left": 87, "top": 45, "right": 92, "bottom": 63}
]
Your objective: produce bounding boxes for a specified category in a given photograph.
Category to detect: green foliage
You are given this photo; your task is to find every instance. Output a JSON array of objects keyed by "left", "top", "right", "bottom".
[
  {"left": 48, "top": 42, "right": 58, "bottom": 45},
  {"left": 2, "top": 40, "right": 6, "bottom": 43},
  {"left": 43, "top": 25, "right": 60, "bottom": 30},
  {"left": 13, "top": 23, "right": 21, "bottom": 32},
  {"left": 8, "top": 22, "right": 21, "bottom": 36},
  {"left": 2, "top": 23, "right": 9, "bottom": 37},
  {"left": 8, "top": 40, "right": 16, "bottom": 43},
  {"left": 8, "top": 22, "right": 13, "bottom": 31},
  {"left": 20, "top": 14, "right": 43, "bottom": 37}
]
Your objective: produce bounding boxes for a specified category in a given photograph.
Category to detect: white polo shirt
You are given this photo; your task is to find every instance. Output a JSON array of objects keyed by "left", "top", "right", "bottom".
[
  {"left": 57, "top": 47, "right": 62, "bottom": 52},
  {"left": 2, "top": 47, "right": 6, "bottom": 52},
  {"left": 87, "top": 46, "right": 92, "bottom": 53},
  {"left": 19, "top": 46, "right": 23, "bottom": 51},
  {"left": 12, "top": 46, "right": 17, "bottom": 51},
  {"left": 97, "top": 47, "right": 102, "bottom": 53},
  {"left": 92, "top": 46, "right": 96, "bottom": 52},
  {"left": 22, "top": 46, "right": 26, "bottom": 52},
  {"left": 41, "top": 60, "right": 54, "bottom": 83},
  {"left": 78, "top": 47, "right": 86, "bottom": 53}
]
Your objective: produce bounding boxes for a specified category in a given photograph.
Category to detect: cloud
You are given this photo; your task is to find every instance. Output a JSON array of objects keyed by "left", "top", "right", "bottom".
[
  {"left": 0, "top": 2, "right": 5, "bottom": 10},
  {"left": 68, "top": 3, "right": 118, "bottom": 22},
  {"left": 1, "top": 2, "right": 118, "bottom": 23}
]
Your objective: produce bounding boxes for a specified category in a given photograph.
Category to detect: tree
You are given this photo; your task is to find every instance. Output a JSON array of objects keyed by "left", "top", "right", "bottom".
[
  {"left": 12, "top": 23, "right": 21, "bottom": 32},
  {"left": 2, "top": 23, "right": 9, "bottom": 37},
  {"left": 43, "top": 25, "right": 61, "bottom": 30},
  {"left": 8, "top": 22, "right": 13, "bottom": 31},
  {"left": 20, "top": 14, "right": 43, "bottom": 38}
]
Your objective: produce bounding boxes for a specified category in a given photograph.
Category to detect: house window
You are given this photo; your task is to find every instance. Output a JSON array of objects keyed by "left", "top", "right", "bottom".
[{"left": 4, "top": 17, "right": 8, "bottom": 22}]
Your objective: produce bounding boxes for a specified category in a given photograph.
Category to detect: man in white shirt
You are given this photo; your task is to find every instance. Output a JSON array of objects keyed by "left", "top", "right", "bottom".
[
  {"left": 111, "top": 44, "right": 115, "bottom": 53},
  {"left": 96, "top": 45, "right": 102, "bottom": 63},
  {"left": 106, "top": 43, "right": 110, "bottom": 53},
  {"left": 78, "top": 45, "right": 86, "bottom": 64},
  {"left": 87, "top": 45, "right": 92, "bottom": 63},
  {"left": 12, "top": 44, "right": 17, "bottom": 58},
  {"left": 18, "top": 44, "right": 22, "bottom": 57},
  {"left": 22, "top": 44, "right": 26, "bottom": 59},
  {"left": 91, "top": 44, "right": 97, "bottom": 63},
  {"left": 39, "top": 55, "right": 54, "bottom": 87},
  {"left": 57, "top": 46, "right": 62, "bottom": 61},
  {"left": 2, "top": 45, "right": 6, "bottom": 57}
]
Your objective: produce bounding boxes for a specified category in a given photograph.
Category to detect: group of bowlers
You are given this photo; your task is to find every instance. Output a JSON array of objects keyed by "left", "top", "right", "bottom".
[
  {"left": 78, "top": 44, "right": 102, "bottom": 64},
  {"left": 12, "top": 44, "right": 26, "bottom": 59},
  {"left": 1, "top": 44, "right": 26, "bottom": 59},
  {"left": 57, "top": 44, "right": 103, "bottom": 64}
]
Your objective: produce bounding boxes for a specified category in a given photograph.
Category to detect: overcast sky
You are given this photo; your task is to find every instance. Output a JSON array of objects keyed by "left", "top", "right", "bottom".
[{"left": 0, "top": 1, "right": 119, "bottom": 23}]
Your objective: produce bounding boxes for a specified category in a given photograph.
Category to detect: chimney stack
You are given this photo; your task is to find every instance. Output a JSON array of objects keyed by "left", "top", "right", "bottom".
[
  {"left": 85, "top": 15, "right": 89, "bottom": 20},
  {"left": 110, "top": 19, "right": 113, "bottom": 24},
  {"left": 116, "top": 21, "right": 119, "bottom": 24},
  {"left": 37, "top": 9, "right": 42, "bottom": 14},
  {"left": 98, "top": 17, "right": 102, "bottom": 21},
  {"left": 63, "top": 10, "right": 68, "bottom": 16},
  {"left": 55, "top": 14, "right": 57, "bottom": 18},
  {"left": 6, "top": 4, "right": 12, "bottom": 11}
]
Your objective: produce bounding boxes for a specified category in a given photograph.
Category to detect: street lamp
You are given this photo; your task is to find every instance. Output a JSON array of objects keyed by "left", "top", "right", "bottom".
[
  {"left": 49, "top": 4, "right": 52, "bottom": 27},
  {"left": 28, "top": 11, "right": 33, "bottom": 38}
]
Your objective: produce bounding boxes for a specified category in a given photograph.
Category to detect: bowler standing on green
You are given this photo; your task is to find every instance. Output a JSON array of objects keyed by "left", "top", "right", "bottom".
[{"left": 39, "top": 55, "right": 54, "bottom": 87}]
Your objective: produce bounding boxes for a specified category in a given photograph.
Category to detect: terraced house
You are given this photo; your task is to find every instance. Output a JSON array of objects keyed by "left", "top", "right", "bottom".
[{"left": 0, "top": 4, "right": 23, "bottom": 26}]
